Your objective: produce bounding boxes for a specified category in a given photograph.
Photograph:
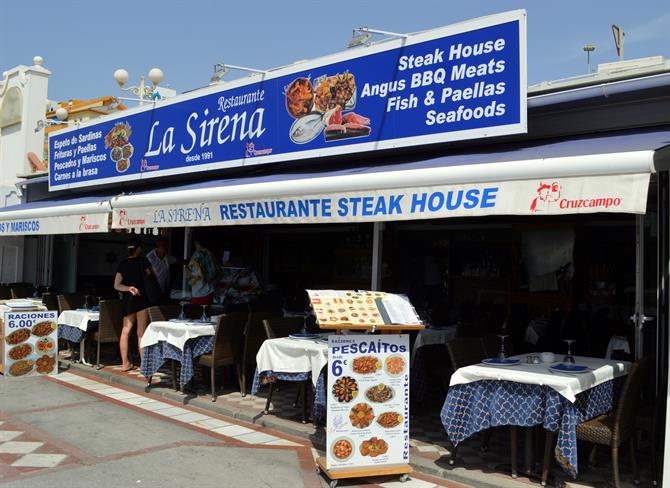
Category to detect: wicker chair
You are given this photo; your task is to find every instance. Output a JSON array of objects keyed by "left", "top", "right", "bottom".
[
  {"left": 262, "top": 317, "right": 304, "bottom": 339},
  {"left": 92, "top": 299, "right": 123, "bottom": 369},
  {"left": 147, "top": 304, "right": 179, "bottom": 322},
  {"left": 57, "top": 293, "right": 84, "bottom": 314},
  {"left": 240, "top": 310, "right": 276, "bottom": 395},
  {"left": 541, "top": 358, "right": 650, "bottom": 487},
  {"left": 197, "top": 312, "right": 247, "bottom": 401}
]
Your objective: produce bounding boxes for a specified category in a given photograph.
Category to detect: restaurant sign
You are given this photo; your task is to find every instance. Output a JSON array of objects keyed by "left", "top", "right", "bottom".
[
  {"left": 327, "top": 334, "right": 410, "bottom": 469},
  {"left": 49, "top": 10, "right": 526, "bottom": 190},
  {"left": 111, "top": 173, "right": 650, "bottom": 229},
  {"left": 2, "top": 310, "right": 58, "bottom": 377}
]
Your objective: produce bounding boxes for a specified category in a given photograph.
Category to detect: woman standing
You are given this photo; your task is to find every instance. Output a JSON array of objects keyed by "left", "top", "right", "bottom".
[{"left": 114, "top": 238, "right": 151, "bottom": 371}]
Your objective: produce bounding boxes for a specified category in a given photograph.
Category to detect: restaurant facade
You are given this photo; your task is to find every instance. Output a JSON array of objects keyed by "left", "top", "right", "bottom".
[{"left": 2, "top": 9, "right": 670, "bottom": 486}]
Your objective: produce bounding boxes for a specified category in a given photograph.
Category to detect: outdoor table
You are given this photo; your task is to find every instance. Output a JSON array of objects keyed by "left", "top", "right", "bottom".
[
  {"left": 57, "top": 309, "right": 100, "bottom": 366},
  {"left": 252, "top": 335, "right": 329, "bottom": 421},
  {"left": 140, "top": 320, "right": 216, "bottom": 389},
  {"left": 440, "top": 355, "right": 631, "bottom": 478}
]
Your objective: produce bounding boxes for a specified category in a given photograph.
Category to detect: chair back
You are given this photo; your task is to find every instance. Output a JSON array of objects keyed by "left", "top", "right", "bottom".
[
  {"left": 244, "top": 311, "right": 276, "bottom": 366},
  {"left": 262, "top": 317, "right": 304, "bottom": 339},
  {"left": 57, "top": 293, "right": 84, "bottom": 314},
  {"left": 212, "top": 312, "right": 247, "bottom": 362},
  {"left": 98, "top": 299, "right": 123, "bottom": 342},
  {"left": 41, "top": 292, "right": 59, "bottom": 312},
  {"left": 147, "top": 304, "right": 179, "bottom": 323},
  {"left": 10, "top": 283, "right": 34, "bottom": 299},
  {"left": 0, "top": 285, "right": 11, "bottom": 300},
  {"left": 614, "top": 357, "right": 649, "bottom": 442},
  {"left": 445, "top": 336, "right": 487, "bottom": 370}
]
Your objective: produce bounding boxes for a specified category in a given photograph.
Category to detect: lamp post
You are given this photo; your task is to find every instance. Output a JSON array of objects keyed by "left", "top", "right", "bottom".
[
  {"left": 113, "top": 68, "right": 164, "bottom": 105},
  {"left": 583, "top": 44, "right": 596, "bottom": 73}
]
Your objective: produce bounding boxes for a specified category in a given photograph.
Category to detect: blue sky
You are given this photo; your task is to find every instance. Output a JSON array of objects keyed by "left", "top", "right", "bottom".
[{"left": 2, "top": 0, "right": 669, "bottom": 102}]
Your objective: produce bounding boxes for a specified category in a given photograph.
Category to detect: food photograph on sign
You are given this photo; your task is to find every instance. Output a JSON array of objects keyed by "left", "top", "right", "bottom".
[
  {"left": 3, "top": 311, "right": 59, "bottom": 377},
  {"left": 285, "top": 72, "right": 371, "bottom": 144},
  {"left": 327, "top": 334, "right": 410, "bottom": 469}
]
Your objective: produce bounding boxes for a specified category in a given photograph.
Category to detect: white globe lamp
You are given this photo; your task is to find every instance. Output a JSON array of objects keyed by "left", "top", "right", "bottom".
[
  {"left": 114, "top": 68, "right": 129, "bottom": 87},
  {"left": 148, "top": 68, "right": 164, "bottom": 85},
  {"left": 55, "top": 107, "right": 69, "bottom": 121}
]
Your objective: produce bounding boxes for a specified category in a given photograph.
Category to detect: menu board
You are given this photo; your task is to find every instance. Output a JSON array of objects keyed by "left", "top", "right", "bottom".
[
  {"left": 306, "top": 290, "right": 421, "bottom": 327},
  {"left": 2, "top": 310, "right": 58, "bottom": 377},
  {"left": 326, "top": 334, "right": 410, "bottom": 469}
]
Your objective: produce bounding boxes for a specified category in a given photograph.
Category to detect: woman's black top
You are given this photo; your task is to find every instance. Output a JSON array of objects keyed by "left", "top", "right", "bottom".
[{"left": 116, "top": 257, "right": 151, "bottom": 315}]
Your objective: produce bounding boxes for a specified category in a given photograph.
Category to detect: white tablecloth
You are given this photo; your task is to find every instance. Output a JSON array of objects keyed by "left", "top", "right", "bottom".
[
  {"left": 141, "top": 320, "right": 217, "bottom": 351},
  {"left": 449, "top": 355, "right": 631, "bottom": 403},
  {"left": 57, "top": 310, "right": 100, "bottom": 332},
  {"left": 256, "top": 336, "right": 328, "bottom": 387},
  {"left": 411, "top": 326, "right": 458, "bottom": 365}
]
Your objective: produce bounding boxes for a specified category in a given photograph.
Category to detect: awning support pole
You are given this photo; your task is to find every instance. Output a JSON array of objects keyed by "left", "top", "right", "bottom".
[
  {"left": 659, "top": 171, "right": 670, "bottom": 488},
  {"left": 371, "top": 222, "right": 384, "bottom": 291},
  {"left": 633, "top": 214, "right": 645, "bottom": 361}
]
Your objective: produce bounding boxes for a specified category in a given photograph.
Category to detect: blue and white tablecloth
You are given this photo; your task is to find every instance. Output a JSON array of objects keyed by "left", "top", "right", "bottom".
[
  {"left": 58, "top": 324, "right": 87, "bottom": 343},
  {"left": 141, "top": 335, "right": 214, "bottom": 388},
  {"left": 440, "top": 377, "right": 624, "bottom": 477},
  {"left": 251, "top": 368, "right": 327, "bottom": 421}
]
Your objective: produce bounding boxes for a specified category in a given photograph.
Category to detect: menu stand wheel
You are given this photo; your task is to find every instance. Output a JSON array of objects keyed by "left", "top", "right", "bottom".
[
  {"left": 329, "top": 480, "right": 338, "bottom": 488},
  {"left": 399, "top": 474, "right": 409, "bottom": 483}
]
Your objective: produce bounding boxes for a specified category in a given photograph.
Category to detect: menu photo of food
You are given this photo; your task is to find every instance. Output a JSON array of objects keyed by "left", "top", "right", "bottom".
[
  {"left": 306, "top": 290, "right": 387, "bottom": 327},
  {"left": 2, "top": 311, "right": 58, "bottom": 377},
  {"left": 104, "top": 122, "right": 134, "bottom": 173},
  {"left": 284, "top": 72, "right": 371, "bottom": 145}
]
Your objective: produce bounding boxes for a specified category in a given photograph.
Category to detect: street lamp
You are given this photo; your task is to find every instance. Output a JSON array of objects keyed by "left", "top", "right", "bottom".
[
  {"left": 114, "top": 68, "right": 165, "bottom": 104},
  {"left": 34, "top": 106, "right": 74, "bottom": 132},
  {"left": 583, "top": 44, "right": 596, "bottom": 73}
]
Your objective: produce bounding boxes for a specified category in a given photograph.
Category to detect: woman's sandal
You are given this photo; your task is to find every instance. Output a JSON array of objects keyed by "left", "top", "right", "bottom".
[{"left": 121, "top": 364, "right": 137, "bottom": 372}]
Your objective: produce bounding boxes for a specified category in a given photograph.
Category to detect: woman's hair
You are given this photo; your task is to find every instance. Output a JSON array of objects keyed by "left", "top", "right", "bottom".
[{"left": 127, "top": 237, "right": 142, "bottom": 256}]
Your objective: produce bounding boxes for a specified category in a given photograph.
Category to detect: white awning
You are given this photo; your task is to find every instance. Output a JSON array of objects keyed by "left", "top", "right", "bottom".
[
  {"left": 110, "top": 128, "right": 670, "bottom": 229},
  {"left": 0, "top": 196, "right": 111, "bottom": 235}
]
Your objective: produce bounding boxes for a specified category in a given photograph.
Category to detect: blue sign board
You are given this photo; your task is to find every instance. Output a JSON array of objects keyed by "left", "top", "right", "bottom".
[{"left": 49, "top": 10, "right": 526, "bottom": 190}]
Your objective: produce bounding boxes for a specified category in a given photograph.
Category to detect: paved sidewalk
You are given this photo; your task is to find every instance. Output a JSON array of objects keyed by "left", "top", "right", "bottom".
[{"left": 0, "top": 373, "right": 457, "bottom": 488}]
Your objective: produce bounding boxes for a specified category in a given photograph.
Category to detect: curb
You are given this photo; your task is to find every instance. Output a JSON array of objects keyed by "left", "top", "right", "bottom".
[{"left": 63, "top": 361, "right": 528, "bottom": 488}]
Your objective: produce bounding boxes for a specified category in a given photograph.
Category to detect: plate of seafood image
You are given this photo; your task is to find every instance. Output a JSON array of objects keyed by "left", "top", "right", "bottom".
[
  {"left": 351, "top": 355, "right": 381, "bottom": 374},
  {"left": 332, "top": 376, "right": 359, "bottom": 403},
  {"left": 314, "top": 73, "right": 356, "bottom": 112},
  {"left": 36, "top": 337, "right": 56, "bottom": 354},
  {"left": 349, "top": 403, "right": 374, "bottom": 428},
  {"left": 32, "top": 320, "right": 56, "bottom": 337},
  {"left": 376, "top": 412, "right": 403, "bottom": 429},
  {"left": 5, "top": 328, "right": 31, "bottom": 345},
  {"left": 365, "top": 384, "right": 394, "bottom": 403},
  {"left": 289, "top": 113, "right": 325, "bottom": 144},
  {"left": 331, "top": 437, "right": 354, "bottom": 461},
  {"left": 323, "top": 107, "right": 371, "bottom": 142},
  {"left": 8, "top": 342, "right": 33, "bottom": 361},
  {"left": 36, "top": 355, "right": 56, "bottom": 374},
  {"left": 384, "top": 354, "right": 406, "bottom": 377},
  {"left": 359, "top": 437, "right": 388, "bottom": 457},
  {"left": 9, "top": 359, "right": 34, "bottom": 377},
  {"left": 285, "top": 77, "right": 315, "bottom": 118}
]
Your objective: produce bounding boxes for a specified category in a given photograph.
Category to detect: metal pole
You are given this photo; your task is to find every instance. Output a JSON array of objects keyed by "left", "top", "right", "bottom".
[
  {"left": 371, "top": 222, "right": 383, "bottom": 291},
  {"left": 182, "top": 227, "right": 191, "bottom": 294},
  {"left": 635, "top": 214, "right": 644, "bottom": 361},
  {"left": 660, "top": 172, "right": 670, "bottom": 488}
]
